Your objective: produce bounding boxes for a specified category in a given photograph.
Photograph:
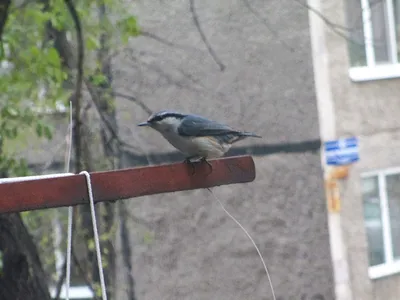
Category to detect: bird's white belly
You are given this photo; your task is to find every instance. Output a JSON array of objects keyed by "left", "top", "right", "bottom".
[{"left": 160, "top": 132, "right": 230, "bottom": 158}]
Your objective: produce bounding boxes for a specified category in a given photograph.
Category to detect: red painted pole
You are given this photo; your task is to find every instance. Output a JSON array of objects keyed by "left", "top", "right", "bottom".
[{"left": 0, "top": 156, "right": 255, "bottom": 214}]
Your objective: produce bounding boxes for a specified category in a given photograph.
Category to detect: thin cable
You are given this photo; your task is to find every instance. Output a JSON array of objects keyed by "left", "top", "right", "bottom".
[
  {"left": 65, "top": 101, "right": 74, "bottom": 300},
  {"left": 80, "top": 170, "right": 108, "bottom": 300},
  {"left": 66, "top": 101, "right": 73, "bottom": 172},
  {"left": 207, "top": 188, "right": 276, "bottom": 300}
]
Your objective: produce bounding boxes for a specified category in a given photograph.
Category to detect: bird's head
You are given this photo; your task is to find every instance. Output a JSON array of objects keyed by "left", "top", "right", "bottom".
[{"left": 138, "top": 110, "right": 186, "bottom": 132}]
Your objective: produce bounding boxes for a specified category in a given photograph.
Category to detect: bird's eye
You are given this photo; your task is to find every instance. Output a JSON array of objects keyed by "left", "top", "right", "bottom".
[{"left": 150, "top": 115, "right": 163, "bottom": 123}]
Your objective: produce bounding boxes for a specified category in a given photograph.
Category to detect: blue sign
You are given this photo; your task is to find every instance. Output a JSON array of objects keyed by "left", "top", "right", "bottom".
[{"left": 324, "top": 137, "right": 359, "bottom": 166}]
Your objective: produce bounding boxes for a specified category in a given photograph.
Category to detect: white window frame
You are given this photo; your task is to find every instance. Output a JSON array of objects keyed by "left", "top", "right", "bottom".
[
  {"left": 349, "top": 0, "right": 400, "bottom": 81},
  {"left": 362, "top": 167, "right": 400, "bottom": 279}
]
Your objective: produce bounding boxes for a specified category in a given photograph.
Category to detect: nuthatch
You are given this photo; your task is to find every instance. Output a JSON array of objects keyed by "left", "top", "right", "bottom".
[{"left": 138, "top": 110, "right": 261, "bottom": 170}]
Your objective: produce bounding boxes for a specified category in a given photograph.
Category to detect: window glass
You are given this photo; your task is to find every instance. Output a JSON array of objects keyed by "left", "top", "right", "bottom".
[
  {"left": 362, "top": 176, "right": 385, "bottom": 266},
  {"left": 371, "top": 0, "right": 391, "bottom": 63},
  {"left": 393, "top": 0, "right": 400, "bottom": 61},
  {"left": 346, "top": 0, "right": 367, "bottom": 66},
  {"left": 386, "top": 174, "right": 400, "bottom": 259}
]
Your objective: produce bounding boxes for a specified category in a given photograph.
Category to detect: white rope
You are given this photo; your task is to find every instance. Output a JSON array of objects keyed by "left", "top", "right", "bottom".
[
  {"left": 65, "top": 101, "right": 74, "bottom": 300},
  {"left": 80, "top": 170, "right": 108, "bottom": 300},
  {"left": 0, "top": 173, "right": 74, "bottom": 184},
  {"left": 207, "top": 188, "right": 276, "bottom": 300},
  {"left": 65, "top": 206, "right": 73, "bottom": 300}
]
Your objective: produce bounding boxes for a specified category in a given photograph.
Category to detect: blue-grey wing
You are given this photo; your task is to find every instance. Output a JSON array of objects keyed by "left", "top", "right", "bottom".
[{"left": 177, "top": 115, "right": 238, "bottom": 137}]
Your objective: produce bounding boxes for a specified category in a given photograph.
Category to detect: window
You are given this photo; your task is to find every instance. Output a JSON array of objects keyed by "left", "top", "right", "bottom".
[
  {"left": 362, "top": 169, "right": 400, "bottom": 279},
  {"left": 346, "top": 0, "right": 400, "bottom": 81}
]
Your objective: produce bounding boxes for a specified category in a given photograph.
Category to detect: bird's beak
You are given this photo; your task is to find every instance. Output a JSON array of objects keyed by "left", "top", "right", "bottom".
[{"left": 138, "top": 121, "right": 150, "bottom": 127}]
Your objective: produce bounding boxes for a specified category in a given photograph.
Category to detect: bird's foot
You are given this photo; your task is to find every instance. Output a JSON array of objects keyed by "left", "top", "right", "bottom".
[
  {"left": 183, "top": 157, "right": 212, "bottom": 175},
  {"left": 200, "top": 157, "right": 213, "bottom": 173},
  {"left": 183, "top": 157, "right": 197, "bottom": 175}
]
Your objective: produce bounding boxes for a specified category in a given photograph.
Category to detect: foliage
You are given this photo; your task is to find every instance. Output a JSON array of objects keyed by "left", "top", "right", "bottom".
[
  {"left": 1, "top": 2, "right": 66, "bottom": 176},
  {"left": 1, "top": 0, "right": 140, "bottom": 173},
  {"left": 1, "top": 0, "right": 141, "bottom": 292}
]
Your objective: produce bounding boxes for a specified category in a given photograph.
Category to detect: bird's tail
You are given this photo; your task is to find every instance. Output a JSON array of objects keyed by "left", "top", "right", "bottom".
[
  {"left": 228, "top": 131, "right": 262, "bottom": 144},
  {"left": 239, "top": 131, "right": 262, "bottom": 138}
]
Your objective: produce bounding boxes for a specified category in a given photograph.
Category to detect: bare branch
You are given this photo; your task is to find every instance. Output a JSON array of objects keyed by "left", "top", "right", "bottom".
[
  {"left": 293, "top": 0, "right": 388, "bottom": 47},
  {"left": 293, "top": 0, "right": 349, "bottom": 31},
  {"left": 140, "top": 30, "right": 204, "bottom": 54},
  {"left": 242, "top": 0, "right": 295, "bottom": 53},
  {"left": 112, "top": 91, "right": 153, "bottom": 115},
  {"left": 294, "top": 0, "right": 362, "bottom": 45},
  {"left": 84, "top": 79, "right": 142, "bottom": 153},
  {"left": 124, "top": 51, "right": 203, "bottom": 92},
  {"left": 189, "top": 0, "right": 225, "bottom": 71}
]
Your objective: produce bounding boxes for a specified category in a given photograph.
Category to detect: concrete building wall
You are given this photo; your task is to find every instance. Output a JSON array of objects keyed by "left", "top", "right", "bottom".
[
  {"left": 112, "top": 0, "right": 335, "bottom": 299},
  {"left": 14, "top": 0, "right": 336, "bottom": 299},
  {"left": 314, "top": 0, "right": 400, "bottom": 299}
]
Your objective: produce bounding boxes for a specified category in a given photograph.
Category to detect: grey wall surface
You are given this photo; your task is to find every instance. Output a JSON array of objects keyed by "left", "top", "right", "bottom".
[{"left": 112, "top": 0, "right": 335, "bottom": 299}]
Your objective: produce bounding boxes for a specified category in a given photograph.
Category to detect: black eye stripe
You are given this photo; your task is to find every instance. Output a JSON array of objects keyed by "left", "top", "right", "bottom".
[
  {"left": 149, "top": 115, "right": 163, "bottom": 122},
  {"left": 148, "top": 112, "right": 185, "bottom": 123}
]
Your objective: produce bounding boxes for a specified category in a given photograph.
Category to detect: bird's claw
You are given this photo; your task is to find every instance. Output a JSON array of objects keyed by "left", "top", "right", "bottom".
[
  {"left": 183, "top": 157, "right": 196, "bottom": 175},
  {"left": 183, "top": 157, "right": 212, "bottom": 175},
  {"left": 200, "top": 157, "right": 213, "bottom": 173}
]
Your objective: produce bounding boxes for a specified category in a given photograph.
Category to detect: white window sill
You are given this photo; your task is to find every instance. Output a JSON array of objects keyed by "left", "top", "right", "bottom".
[
  {"left": 349, "top": 64, "right": 400, "bottom": 82},
  {"left": 369, "top": 261, "right": 400, "bottom": 279}
]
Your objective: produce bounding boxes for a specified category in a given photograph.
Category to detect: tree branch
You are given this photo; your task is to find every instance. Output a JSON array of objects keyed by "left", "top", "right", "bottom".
[
  {"left": 112, "top": 91, "right": 152, "bottom": 115},
  {"left": 84, "top": 79, "right": 142, "bottom": 153},
  {"left": 292, "top": 0, "right": 384, "bottom": 47},
  {"left": 141, "top": 30, "right": 204, "bottom": 54},
  {"left": 189, "top": 0, "right": 225, "bottom": 71},
  {"left": 64, "top": 0, "right": 84, "bottom": 172},
  {"left": 293, "top": 0, "right": 349, "bottom": 31},
  {"left": 242, "top": 0, "right": 295, "bottom": 53},
  {"left": 0, "top": 0, "right": 11, "bottom": 58}
]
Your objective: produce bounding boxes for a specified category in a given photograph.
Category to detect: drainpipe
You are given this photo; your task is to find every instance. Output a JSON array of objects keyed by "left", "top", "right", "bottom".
[{"left": 308, "top": 0, "right": 353, "bottom": 299}]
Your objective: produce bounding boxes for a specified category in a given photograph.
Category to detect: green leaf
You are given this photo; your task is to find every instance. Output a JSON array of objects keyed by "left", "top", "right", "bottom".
[
  {"left": 4, "top": 127, "right": 18, "bottom": 140},
  {"left": 91, "top": 73, "right": 108, "bottom": 86},
  {"left": 36, "top": 122, "right": 43, "bottom": 137},
  {"left": 47, "top": 48, "right": 61, "bottom": 66},
  {"left": 12, "top": 127, "right": 18, "bottom": 139},
  {"left": 4, "top": 106, "right": 19, "bottom": 118},
  {"left": 86, "top": 36, "right": 100, "bottom": 51},
  {"left": 88, "top": 239, "right": 95, "bottom": 251},
  {"left": 117, "top": 16, "right": 140, "bottom": 43},
  {"left": 43, "top": 124, "right": 53, "bottom": 140}
]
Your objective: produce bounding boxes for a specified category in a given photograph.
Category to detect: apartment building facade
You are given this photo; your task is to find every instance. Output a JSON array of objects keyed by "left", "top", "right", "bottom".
[{"left": 310, "top": 0, "right": 400, "bottom": 299}]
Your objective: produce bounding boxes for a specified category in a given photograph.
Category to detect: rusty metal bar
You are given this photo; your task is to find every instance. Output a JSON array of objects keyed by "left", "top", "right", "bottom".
[{"left": 0, "top": 155, "right": 255, "bottom": 214}]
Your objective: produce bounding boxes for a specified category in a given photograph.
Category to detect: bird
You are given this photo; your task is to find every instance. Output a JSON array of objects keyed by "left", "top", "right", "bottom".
[{"left": 138, "top": 110, "right": 261, "bottom": 171}]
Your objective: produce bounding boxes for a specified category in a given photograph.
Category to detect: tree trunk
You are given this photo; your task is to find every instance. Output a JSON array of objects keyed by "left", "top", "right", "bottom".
[
  {"left": 0, "top": 131, "right": 50, "bottom": 300},
  {"left": 0, "top": 213, "right": 51, "bottom": 300}
]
